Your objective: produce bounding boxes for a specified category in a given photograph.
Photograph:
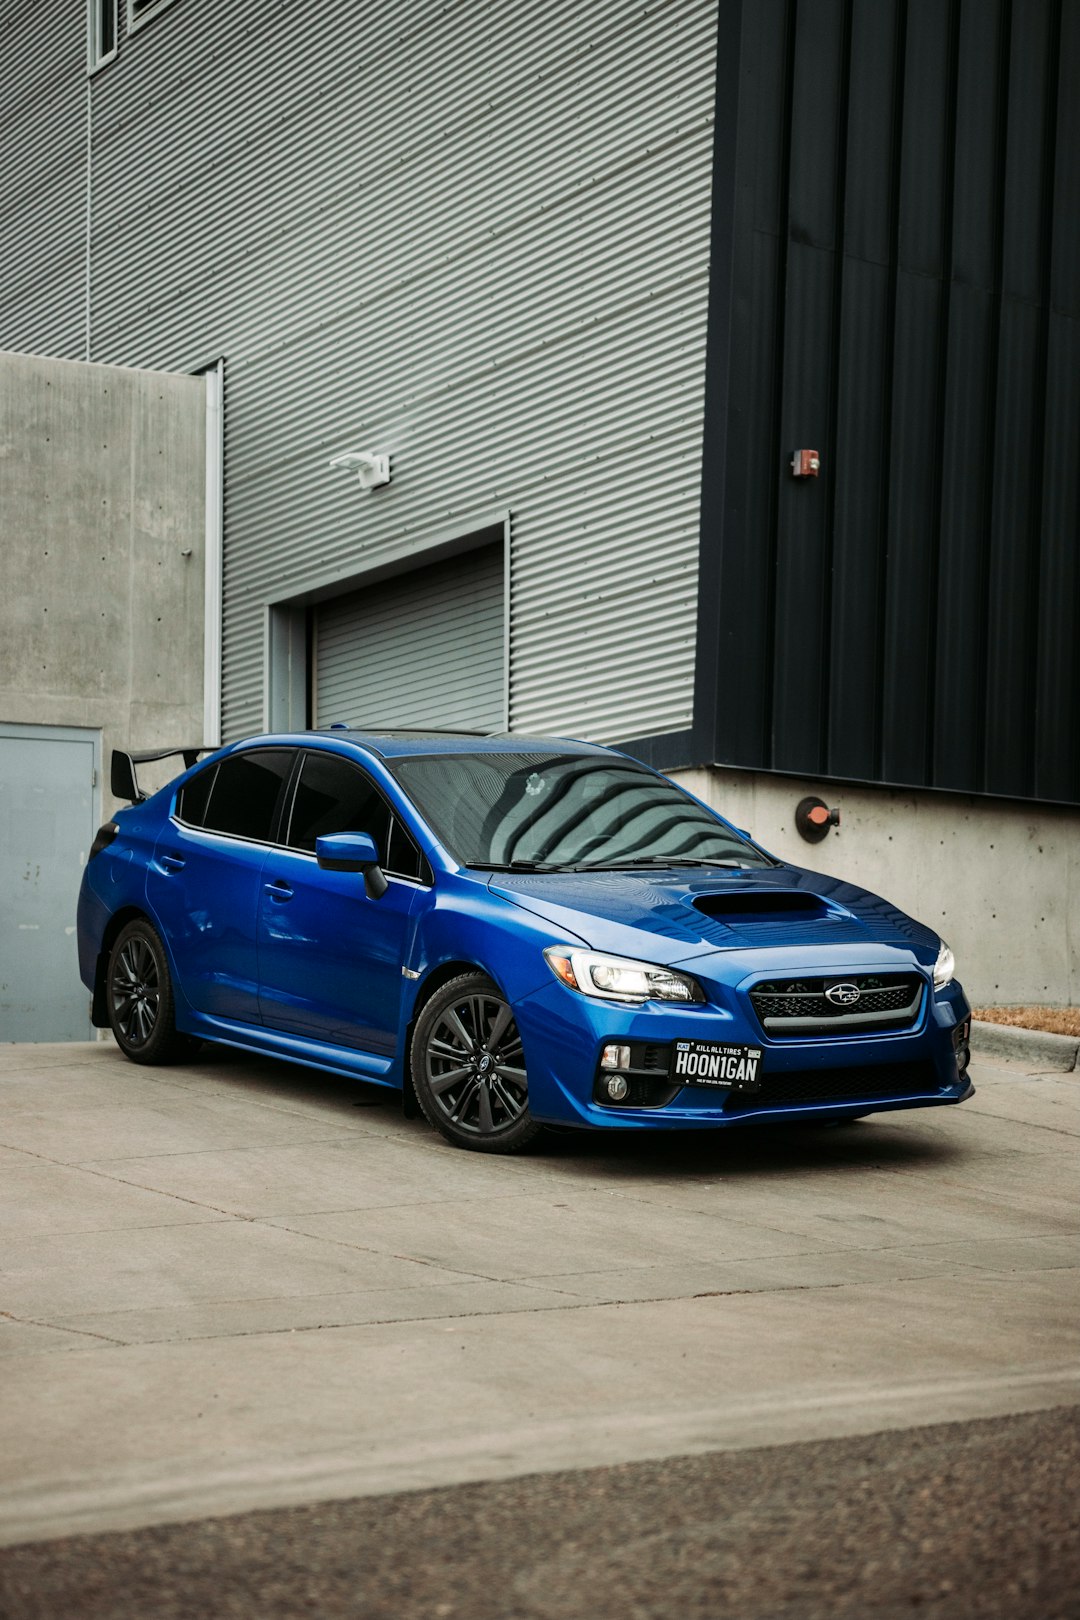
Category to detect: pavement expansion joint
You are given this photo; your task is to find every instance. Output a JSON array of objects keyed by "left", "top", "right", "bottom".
[
  {"left": 959, "top": 1107, "right": 1080, "bottom": 1140},
  {"left": 72, "top": 1166, "right": 256, "bottom": 1221},
  {"left": 0, "top": 1309, "right": 128, "bottom": 1349}
]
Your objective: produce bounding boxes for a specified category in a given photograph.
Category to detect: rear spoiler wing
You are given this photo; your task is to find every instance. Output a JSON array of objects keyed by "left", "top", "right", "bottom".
[{"left": 111, "top": 746, "right": 206, "bottom": 805}]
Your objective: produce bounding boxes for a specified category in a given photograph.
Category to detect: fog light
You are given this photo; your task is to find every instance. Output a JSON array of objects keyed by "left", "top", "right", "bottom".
[
  {"left": 601, "top": 1043, "right": 631, "bottom": 1071},
  {"left": 952, "top": 1017, "right": 971, "bottom": 1076},
  {"left": 605, "top": 1074, "right": 630, "bottom": 1102}
]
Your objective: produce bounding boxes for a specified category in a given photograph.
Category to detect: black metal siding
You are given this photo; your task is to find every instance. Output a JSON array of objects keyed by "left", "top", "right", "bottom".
[{"left": 695, "top": 0, "right": 1080, "bottom": 806}]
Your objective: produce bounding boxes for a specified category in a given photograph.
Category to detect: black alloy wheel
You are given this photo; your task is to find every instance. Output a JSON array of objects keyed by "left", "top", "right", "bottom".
[
  {"left": 106, "top": 919, "right": 197, "bottom": 1065},
  {"left": 411, "top": 973, "right": 542, "bottom": 1153}
]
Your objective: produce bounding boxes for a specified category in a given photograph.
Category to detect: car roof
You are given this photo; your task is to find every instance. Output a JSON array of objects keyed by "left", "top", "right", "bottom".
[{"left": 294, "top": 730, "right": 617, "bottom": 761}]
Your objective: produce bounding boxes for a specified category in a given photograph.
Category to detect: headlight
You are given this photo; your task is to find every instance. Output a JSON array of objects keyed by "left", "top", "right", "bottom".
[
  {"left": 933, "top": 939, "right": 955, "bottom": 990},
  {"left": 543, "top": 947, "right": 705, "bottom": 1004}
]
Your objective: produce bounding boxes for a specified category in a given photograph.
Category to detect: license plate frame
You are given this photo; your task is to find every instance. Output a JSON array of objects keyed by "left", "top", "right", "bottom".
[{"left": 669, "top": 1039, "right": 763, "bottom": 1092}]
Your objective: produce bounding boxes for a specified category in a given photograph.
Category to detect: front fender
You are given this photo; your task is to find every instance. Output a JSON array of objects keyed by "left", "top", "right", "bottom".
[{"left": 395, "top": 873, "right": 589, "bottom": 1083}]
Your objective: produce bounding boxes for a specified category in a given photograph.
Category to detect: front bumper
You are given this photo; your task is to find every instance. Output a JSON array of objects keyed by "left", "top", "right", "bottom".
[{"left": 513, "top": 973, "right": 972, "bottom": 1130}]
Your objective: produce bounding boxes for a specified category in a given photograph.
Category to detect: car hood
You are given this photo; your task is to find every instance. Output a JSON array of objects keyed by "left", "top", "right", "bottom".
[{"left": 489, "top": 864, "right": 941, "bottom": 972}]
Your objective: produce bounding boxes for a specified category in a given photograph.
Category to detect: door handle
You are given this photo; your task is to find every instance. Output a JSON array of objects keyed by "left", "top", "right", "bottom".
[
  {"left": 264, "top": 878, "right": 293, "bottom": 902},
  {"left": 158, "top": 854, "right": 186, "bottom": 873}
]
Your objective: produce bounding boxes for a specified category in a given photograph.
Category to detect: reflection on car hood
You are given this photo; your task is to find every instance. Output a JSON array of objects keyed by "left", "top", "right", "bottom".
[{"left": 489, "top": 864, "right": 940, "bottom": 969}]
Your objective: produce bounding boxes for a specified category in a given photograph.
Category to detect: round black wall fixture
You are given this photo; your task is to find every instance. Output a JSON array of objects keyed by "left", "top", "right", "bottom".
[{"left": 795, "top": 796, "right": 840, "bottom": 843}]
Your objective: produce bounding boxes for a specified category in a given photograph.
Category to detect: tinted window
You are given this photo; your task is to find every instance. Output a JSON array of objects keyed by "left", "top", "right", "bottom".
[
  {"left": 202, "top": 750, "right": 294, "bottom": 842},
  {"left": 287, "top": 752, "right": 427, "bottom": 881},
  {"left": 176, "top": 763, "right": 218, "bottom": 827},
  {"left": 287, "top": 753, "right": 391, "bottom": 855}
]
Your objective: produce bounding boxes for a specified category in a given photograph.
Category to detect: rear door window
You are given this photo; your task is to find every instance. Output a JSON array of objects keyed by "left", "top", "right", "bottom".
[
  {"left": 176, "top": 763, "right": 217, "bottom": 827},
  {"left": 199, "top": 750, "right": 295, "bottom": 842}
]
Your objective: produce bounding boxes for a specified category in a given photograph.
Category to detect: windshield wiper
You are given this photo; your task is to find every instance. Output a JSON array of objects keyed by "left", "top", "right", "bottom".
[
  {"left": 466, "top": 859, "right": 570, "bottom": 873},
  {"left": 570, "top": 856, "right": 763, "bottom": 871}
]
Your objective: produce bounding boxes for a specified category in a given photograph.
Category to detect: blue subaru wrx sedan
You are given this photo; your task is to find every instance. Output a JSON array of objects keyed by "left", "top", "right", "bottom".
[{"left": 77, "top": 731, "right": 973, "bottom": 1153}]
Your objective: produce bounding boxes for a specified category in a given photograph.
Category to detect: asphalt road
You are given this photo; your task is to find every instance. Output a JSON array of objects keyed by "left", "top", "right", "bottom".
[{"left": 2, "top": 1408, "right": 1077, "bottom": 1619}]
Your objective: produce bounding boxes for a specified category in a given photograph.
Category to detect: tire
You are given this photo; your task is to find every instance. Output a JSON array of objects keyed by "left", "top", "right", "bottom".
[
  {"left": 411, "top": 972, "right": 543, "bottom": 1153},
  {"left": 106, "top": 919, "right": 198, "bottom": 1065}
]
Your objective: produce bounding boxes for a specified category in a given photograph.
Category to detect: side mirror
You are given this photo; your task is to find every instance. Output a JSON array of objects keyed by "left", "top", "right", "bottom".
[{"left": 315, "top": 832, "right": 389, "bottom": 900}]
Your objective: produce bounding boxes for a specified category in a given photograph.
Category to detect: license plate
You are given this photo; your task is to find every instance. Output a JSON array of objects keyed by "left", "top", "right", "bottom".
[{"left": 670, "top": 1039, "right": 762, "bottom": 1091}]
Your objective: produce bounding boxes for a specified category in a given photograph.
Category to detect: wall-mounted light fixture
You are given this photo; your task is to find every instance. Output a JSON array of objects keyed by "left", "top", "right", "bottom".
[{"left": 328, "top": 450, "right": 391, "bottom": 491}]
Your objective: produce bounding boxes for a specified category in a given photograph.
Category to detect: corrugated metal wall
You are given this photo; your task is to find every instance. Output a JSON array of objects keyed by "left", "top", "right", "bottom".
[
  {"left": 700, "top": 0, "right": 1080, "bottom": 806},
  {"left": 315, "top": 542, "right": 505, "bottom": 732},
  {"left": 3, "top": 0, "right": 718, "bottom": 747},
  {"left": 0, "top": 6, "right": 86, "bottom": 357}
]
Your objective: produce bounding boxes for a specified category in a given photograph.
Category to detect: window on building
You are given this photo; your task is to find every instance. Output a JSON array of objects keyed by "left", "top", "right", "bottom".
[
  {"left": 127, "top": 0, "right": 179, "bottom": 31},
  {"left": 88, "top": 0, "right": 118, "bottom": 69}
]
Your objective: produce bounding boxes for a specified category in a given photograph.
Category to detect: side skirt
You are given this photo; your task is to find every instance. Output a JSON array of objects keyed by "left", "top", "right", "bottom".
[{"left": 183, "top": 1011, "right": 402, "bottom": 1090}]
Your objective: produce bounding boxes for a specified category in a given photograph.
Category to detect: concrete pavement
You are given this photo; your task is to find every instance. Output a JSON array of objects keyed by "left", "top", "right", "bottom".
[{"left": 1, "top": 1039, "right": 1078, "bottom": 1548}]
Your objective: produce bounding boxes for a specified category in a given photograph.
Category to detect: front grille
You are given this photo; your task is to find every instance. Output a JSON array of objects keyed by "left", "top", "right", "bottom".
[
  {"left": 749, "top": 974, "right": 923, "bottom": 1037},
  {"left": 722, "top": 1060, "right": 940, "bottom": 1113}
]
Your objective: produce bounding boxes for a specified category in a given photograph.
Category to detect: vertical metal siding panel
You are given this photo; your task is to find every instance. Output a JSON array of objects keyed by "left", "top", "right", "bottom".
[
  {"left": 932, "top": 0, "right": 1008, "bottom": 792},
  {"left": 772, "top": 239, "right": 833, "bottom": 774},
  {"left": 827, "top": 0, "right": 900, "bottom": 780},
  {"left": 879, "top": 0, "right": 955, "bottom": 787},
  {"left": 70, "top": 0, "right": 717, "bottom": 747},
  {"left": 950, "top": 0, "right": 1008, "bottom": 290},
  {"left": 771, "top": 0, "right": 847, "bottom": 775},
  {"left": 713, "top": 233, "right": 782, "bottom": 762},
  {"left": 1034, "top": 321, "right": 1080, "bottom": 804},
  {"left": 983, "top": 303, "right": 1044, "bottom": 797},
  {"left": 1046, "top": 0, "right": 1080, "bottom": 325},
  {"left": 707, "top": 0, "right": 791, "bottom": 769},
  {"left": 933, "top": 287, "right": 998, "bottom": 790},
  {"left": 828, "top": 261, "right": 890, "bottom": 779},
  {"left": 1033, "top": 1, "right": 1080, "bottom": 804},
  {"left": 983, "top": 0, "right": 1057, "bottom": 797}
]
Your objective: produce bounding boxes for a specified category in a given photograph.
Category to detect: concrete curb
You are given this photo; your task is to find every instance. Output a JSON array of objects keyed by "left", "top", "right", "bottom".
[{"left": 971, "top": 1018, "right": 1079, "bottom": 1073}]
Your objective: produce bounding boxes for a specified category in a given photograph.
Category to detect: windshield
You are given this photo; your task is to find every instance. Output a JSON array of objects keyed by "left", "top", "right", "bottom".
[{"left": 389, "top": 752, "right": 772, "bottom": 870}]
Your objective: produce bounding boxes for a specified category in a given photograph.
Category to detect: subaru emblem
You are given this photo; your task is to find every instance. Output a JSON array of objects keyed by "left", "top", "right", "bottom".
[{"left": 825, "top": 982, "right": 861, "bottom": 1007}]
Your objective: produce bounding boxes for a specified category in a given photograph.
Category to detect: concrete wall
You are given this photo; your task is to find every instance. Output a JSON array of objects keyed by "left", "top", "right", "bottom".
[
  {"left": 0, "top": 349, "right": 206, "bottom": 810},
  {"left": 673, "top": 767, "right": 1080, "bottom": 1009}
]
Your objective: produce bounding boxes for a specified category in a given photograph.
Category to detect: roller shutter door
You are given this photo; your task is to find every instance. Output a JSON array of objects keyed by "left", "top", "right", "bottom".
[{"left": 315, "top": 543, "right": 505, "bottom": 731}]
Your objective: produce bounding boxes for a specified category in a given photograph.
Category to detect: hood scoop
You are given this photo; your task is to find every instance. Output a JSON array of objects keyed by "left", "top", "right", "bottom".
[
  {"left": 692, "top": 890, "right": 832, "bottom": 923},
  {"left": 688, "top": 887, "right": 868, "bottom": 949}
]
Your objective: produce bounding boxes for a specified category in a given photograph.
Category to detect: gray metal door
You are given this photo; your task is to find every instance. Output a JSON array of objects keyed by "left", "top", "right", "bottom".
[
  {"left": 0, "top": 724, "right": 99, "bottom": 1041},
  {"left": 315, "top": 543, "right": 505, "bottom": 732}
]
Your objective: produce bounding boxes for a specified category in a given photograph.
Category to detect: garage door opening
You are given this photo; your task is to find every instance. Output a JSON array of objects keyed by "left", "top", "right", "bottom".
[{"left": 313, "top": 539, "right": 506, "bottom": 733}]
